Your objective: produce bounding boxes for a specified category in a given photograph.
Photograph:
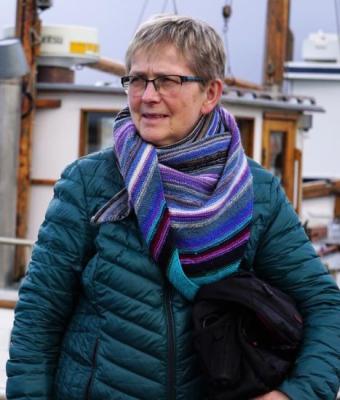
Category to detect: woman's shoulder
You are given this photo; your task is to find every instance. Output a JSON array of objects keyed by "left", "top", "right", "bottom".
[
  {"left": 247, "top": 157, "right": 280, "bottom": 206},
  {"left": 75, "top": 147, "right": 119, "bottom": 175},
  {"left": 247, "top": 157, "right": 274, "bottom": 185},
  {"left": 61, "top": 147, "right": 122, "bottom": 188},
  {"left": 54, "top": 148, "right": 124, "bottom": 215}
]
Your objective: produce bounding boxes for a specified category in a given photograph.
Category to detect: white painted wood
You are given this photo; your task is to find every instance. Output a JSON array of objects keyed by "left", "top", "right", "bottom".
[
  {"left": 226, "top": 105, "right": 263, "bottom": 164},
  {"left": 301, "top": 195, "right": 335, "bottom": 226},
  {"left": 31, "top": 91, "right": 126, "bottom": 180},
  {"left": 28, "top": 89, "right": 127, "bottom": 241},
  {"left": 27, "top": 87, "right": 304, "bottom": 243},
  {"left": 285, "top": 62, "right": 340, "bottom": 179}
]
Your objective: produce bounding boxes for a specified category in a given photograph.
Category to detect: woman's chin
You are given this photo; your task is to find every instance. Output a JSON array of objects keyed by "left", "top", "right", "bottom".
[{"left": 139, "top": 128, "right": 172, "bottom": 147}]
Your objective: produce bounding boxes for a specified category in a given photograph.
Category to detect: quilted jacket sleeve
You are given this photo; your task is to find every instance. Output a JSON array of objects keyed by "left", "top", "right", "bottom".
[
  {"left": 254, "top": 176, "right": 340, "bottom": 399},
  {"left": 6, "top": 160, "right": 95, "bottom": 400}
]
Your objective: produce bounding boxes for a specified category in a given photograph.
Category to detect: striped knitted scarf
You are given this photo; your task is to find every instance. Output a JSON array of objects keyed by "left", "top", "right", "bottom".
[{"left": 113, "top": 106, "right": 253, "bottom": 301}]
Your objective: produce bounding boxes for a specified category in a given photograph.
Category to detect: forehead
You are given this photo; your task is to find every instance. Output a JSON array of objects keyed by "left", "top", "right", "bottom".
[{"left": 129, "top": 44, "right": 193, "bottom": 75}]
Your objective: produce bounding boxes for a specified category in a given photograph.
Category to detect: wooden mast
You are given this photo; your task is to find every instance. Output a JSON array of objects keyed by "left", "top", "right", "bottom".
[
  {"left": 263, "top": 0, "right": 293, "bottom": 88},
  {"left": 14, "top": 0, "right": 41, "bottom": 280}
]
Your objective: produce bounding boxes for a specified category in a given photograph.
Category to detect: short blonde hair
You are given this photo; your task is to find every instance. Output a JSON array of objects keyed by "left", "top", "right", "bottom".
[{"left": 125, "top": 15, "right": 225, "bottom": 81}]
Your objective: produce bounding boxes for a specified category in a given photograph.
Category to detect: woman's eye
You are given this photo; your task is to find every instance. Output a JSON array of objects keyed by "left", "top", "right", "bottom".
[
  {"left": 130, "top": 77, "right": 144, "bottom": 85},
  {"left": 161, "top": 76, "right": 175, "bottom": 83},
  {"left": 159, "top": 76, "right": 178, "bottom": 86}
]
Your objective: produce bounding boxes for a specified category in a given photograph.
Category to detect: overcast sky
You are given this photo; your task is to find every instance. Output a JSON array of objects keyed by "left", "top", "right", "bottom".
[{"left": 1, "top": 0, "right": 339, "bottom": 84}]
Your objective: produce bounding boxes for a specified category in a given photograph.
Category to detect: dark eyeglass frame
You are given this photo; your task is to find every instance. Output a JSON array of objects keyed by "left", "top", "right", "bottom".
[{"left": 121, "top": 74, "right": 205, "bottom": 95}]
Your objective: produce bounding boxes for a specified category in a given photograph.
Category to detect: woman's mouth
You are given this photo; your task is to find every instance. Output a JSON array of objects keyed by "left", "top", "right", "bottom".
[{"left": 142, "top": 113, "right": 168, "bottom": 119}]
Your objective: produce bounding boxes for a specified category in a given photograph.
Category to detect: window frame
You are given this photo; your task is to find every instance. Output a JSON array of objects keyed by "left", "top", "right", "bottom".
[
  {"left": 262, "top": 112, "right": 300, "bottom": 208},
  {"left": 79, "top": 108, "right": 120, "bottom": 156},
  {"left": 235, "top": 116, "right": 255, "bottom": 158}
]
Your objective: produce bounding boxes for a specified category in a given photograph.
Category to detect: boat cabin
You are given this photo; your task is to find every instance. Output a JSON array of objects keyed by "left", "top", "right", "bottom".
[{"left": 29, "top": 82, "right": 321, "bottom": 242}]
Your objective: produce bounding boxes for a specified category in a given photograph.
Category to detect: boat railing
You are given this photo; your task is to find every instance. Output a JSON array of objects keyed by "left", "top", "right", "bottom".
[
  {"left": 0, "top": 236, "right": 35, "bottom": 270},
  {"left": 0, "top": 237, "right": 34, "bottom": 247}
]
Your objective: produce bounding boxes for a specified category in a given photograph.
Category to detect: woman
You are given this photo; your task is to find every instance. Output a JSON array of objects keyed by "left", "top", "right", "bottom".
[{"left": 6, "top": 15, "right": 340, "bottom": 400}]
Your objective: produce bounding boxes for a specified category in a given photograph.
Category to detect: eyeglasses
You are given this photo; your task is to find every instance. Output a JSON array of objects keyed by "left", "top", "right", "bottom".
[{"left": 121, "top": 75, "right": 205, "bottom": 97}]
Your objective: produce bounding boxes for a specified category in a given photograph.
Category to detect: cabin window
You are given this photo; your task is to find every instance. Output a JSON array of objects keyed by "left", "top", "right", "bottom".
[
  {"left": 269, "top": 131, "right": 286, "bottom": 181},
  {"left": 79, "top": 110, "right": 118, "bottom": 156},
  {"left": 236, "top": 117, "right": 255, "bottom": 157},
  {"left": 262, "top": 114, "right": 300, "bottom": 209}
]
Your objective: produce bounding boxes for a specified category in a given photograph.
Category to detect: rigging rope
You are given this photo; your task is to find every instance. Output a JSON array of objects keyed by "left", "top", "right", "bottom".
[
  {"left": 161, "top": 0, "right": 178, "bottom": 15},
  {"left": 134, "top": 0, "right": 149, "bottom": 32},
  {"left": 161, "top": 0, "right": 169, "bottom": 13}
]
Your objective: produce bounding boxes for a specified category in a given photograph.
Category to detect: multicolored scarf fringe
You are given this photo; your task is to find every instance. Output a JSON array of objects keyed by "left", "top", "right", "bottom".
[{"left": 113, "top": 106, "right": 253, "bottom": 301}]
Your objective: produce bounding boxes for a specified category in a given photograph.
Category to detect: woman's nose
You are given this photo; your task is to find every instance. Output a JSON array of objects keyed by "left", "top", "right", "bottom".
[{"left": 141, "top": 81, "right": 161, "bottom": 101}]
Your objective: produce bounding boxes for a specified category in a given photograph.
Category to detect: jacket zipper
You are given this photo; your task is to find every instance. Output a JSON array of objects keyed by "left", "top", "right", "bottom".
[
  {"left": 86, "top": 338, "right": 99, "bottom": 399},
  {"left": 164, "top": 281, "right": 176, "bottom": 400}
]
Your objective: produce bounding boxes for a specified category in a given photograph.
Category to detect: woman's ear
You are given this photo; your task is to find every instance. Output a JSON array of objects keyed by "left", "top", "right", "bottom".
[{"left": 201, "top": 79, "right": 224, "bottom": 115}]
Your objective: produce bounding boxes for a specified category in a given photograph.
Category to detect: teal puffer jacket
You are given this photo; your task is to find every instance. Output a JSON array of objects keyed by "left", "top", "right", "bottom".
[{"left": 6, "top": 149, "right": 340, "bottom": 399}]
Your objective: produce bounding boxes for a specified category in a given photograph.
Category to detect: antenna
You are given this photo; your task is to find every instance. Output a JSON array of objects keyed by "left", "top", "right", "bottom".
[
  {"left": 334, "top": 0, "right": 340, "bottom": 61},
  {"left": 172, "top": 0, "right": 178, "bottom": 14},
  {"left": 222, "top": 1, "right": 233, "bottom": 78}
]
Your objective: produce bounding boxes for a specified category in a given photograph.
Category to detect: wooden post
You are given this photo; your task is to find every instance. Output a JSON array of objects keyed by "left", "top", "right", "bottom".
[
  {"left": 263, "top": 0, "right": 292, "bottom": 88},
  {"left": 14, "top": 0, "right": 41, "bottom": 280}
]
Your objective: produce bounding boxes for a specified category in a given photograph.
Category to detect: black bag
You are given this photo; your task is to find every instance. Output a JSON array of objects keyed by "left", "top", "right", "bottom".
[{"left": 192, "top": 271, "right": 303, "bottom": 400}]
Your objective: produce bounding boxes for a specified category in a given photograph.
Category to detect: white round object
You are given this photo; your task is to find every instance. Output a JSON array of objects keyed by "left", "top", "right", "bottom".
[{"left": 3, "top": 25, "right": 100, "bottom": 67}]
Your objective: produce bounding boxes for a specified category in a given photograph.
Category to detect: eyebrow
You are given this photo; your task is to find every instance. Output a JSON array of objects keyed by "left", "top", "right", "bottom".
[{"left": 128, "top": 70, "right": 177, "bottom": 77}]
